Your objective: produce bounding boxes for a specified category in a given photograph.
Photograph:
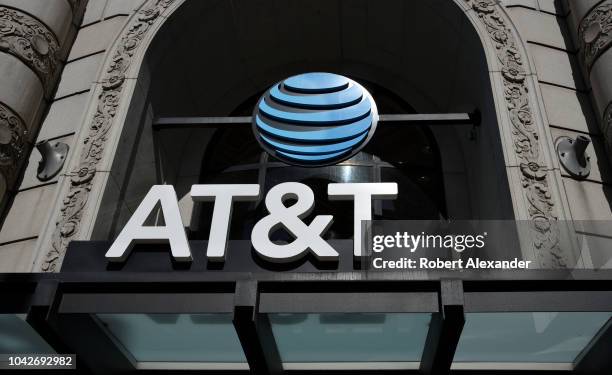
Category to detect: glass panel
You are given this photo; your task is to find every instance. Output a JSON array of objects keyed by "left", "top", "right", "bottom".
[
  {"left": 264, "top": 165, "right": 374, "bottom": 188},
  {"left": 380, "top": 167, "right": 442, "bottom": 219},
  {"left": 202, "top": 129, "right": 263, "bottom": 172},
  {"left": 200, "top": 169, "right": 259, "bottom": 184},
  {"left": 96, "top": 314, "right": 246, "bottom": 363},
  {"left": 455, "top": 312, "right": 612, "bottom": 363},
  {"left": 269, "top": 313, "right": 431, "bottom": 363},
  {"left": 339, "top": 151, "right": 373, "bottom": 163},
  {"left": 0, "top": 314, "right": 55, "bottom": 354},
  {"left": 363, "top": 123, "right": 435, "bottom": 167}
]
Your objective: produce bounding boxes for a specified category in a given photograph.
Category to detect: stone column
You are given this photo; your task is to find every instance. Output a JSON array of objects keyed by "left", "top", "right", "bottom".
[
  {"left": 567, "top": 0, "right": 612, "bottom": 165},
  {"left": 0, "top": 0, "right": 86, "bottom": 213}
]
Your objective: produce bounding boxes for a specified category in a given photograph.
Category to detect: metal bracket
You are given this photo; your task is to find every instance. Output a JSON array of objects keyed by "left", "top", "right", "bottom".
[
  {"left": 36, "top": 140, "right": 69, "bottom": 181},
  {"left": 152, "top": 112, "right": 481, "bottom": 130},
  {"left": 556, "top": 135, "right": 591, "bottom": 179}
]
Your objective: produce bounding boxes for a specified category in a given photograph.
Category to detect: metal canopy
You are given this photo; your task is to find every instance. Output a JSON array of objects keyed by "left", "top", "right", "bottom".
[{"left": 2, "top": 271, "right": 612, "bottom": 375}]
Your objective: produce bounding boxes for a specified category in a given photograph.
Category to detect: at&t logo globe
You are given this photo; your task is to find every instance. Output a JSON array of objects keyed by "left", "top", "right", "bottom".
[{"left": 252, "top": 72, "right": 378, "bottom": 166}]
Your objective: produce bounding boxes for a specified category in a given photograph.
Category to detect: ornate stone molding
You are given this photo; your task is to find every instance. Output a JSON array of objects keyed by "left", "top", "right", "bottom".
[
  {"left": 42, "top": 0, "right": 176, "bottom": 272},
  {"left": 578, "top": 2, "right": 612, "bottom": 72},
  {"left": 466, "top": 0, "right": 564, "bottom": 267},
  {"left": 40, "top": 0, "right": 566, "bottom": 271},
  {"left": 0, "top": 102, "right": 28, "bottom": 188},
  {"left": 604, "top": 102, "right": 612, "bottom": 159},
  {"left": 0, "top": 6, "right": 60, "bottom": 94}
]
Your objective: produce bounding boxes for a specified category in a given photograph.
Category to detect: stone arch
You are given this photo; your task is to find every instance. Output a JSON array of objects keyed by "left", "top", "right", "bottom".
[{"left": 33, "top": 0, "right": 576, "bottom": 272}]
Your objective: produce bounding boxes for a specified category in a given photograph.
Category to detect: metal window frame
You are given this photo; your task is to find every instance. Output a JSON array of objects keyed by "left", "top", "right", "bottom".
[
  {"left": 2, "top": 273, "right": 612, "bottom": 374},
  {"left": 257, "top": 281, "right": 440, "bottom": 373},
  {"left": 453, "top": 280, "right": 612, "bottom": 372},
  {"left": 0, "top": 277, "right": 73, "bottom": 373},
  {"left": 49, "top": 279, "right": 241, "bottom": 373}
]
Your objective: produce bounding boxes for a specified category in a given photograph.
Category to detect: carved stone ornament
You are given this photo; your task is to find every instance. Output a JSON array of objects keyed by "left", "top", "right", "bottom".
[
  {"left": 0, "top": 7, "right": 60, "bottom": 94},
  {"left": 578, "top": 2, "right": 612, "bottom": 72},
  {"left": 604, "top": 103, "right": 612, "bottom": 160},
  {"left": 42, "top": 0, "right": 565, "bottom": 271},
  {"left": 43, "top": 0, "right": 177, "bottom": 272},
  {"left": 0, "top": 102, "right": 27, "bottom": 187},
  {"left": 465, "top": 0, "right": 564, "bottom": 267}
]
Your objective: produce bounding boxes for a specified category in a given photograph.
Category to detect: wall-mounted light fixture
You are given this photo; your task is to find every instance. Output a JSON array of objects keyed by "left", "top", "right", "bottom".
[
  {"left": 556, "top": 135, "right": 591, "bottom": 179},
  {"left": 36, "top": 140, "right": 69, "bottom": 181}
]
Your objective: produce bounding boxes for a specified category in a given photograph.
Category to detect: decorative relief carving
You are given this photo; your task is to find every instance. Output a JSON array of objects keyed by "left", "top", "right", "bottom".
[
  {"left": 0, "top": 102, "right": 27, "bottom": 188},
  {"left": 43, "top": 0, "right": 176, "bottom": 272},
  {"left": 578, "top": 3, "right": 612, "bottom": 71},
  {"left": 577, "top": 4, "right": 612, "bottom": 167},
  {"left": 0, "top": 7, "right": 60, "bottom": 93},
  {"left": 604, "top": 103, "right": 612, "bottom": 160},
  {"left": 42, "top": 0, "right": 566, "bottom": 270},
  {"left": 466, "top": 0, "right": 565, "bottom": 267}
]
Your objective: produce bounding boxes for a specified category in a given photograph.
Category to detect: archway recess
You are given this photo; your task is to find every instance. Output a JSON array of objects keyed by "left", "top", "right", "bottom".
[{"left": 33, "top": 0, "right": 576, "bottom": 272}]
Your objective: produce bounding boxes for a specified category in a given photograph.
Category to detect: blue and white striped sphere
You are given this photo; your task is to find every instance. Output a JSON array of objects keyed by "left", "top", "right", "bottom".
[{"left": 252, "top": 72, "right": 378, "bottom": 166}]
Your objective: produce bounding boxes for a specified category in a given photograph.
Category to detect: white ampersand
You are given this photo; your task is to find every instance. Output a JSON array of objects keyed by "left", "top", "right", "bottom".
[{"left": 251, "top": 182, "right": 339, "bottom": 262}]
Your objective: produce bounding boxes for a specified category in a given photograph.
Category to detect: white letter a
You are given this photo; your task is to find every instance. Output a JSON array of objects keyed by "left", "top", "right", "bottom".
[{"left": 105, "top": 185, "right": 191, "bottom": 262}]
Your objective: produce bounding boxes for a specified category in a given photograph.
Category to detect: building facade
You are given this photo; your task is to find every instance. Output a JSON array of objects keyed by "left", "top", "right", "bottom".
[{"left": 1, "top": 0, "right": 612, "bottom": 374}]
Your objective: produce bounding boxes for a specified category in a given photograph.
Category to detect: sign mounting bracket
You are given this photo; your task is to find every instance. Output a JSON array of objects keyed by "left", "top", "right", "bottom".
[{"left": 152, "top": 111, "right": 481, "bottom": 130}]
